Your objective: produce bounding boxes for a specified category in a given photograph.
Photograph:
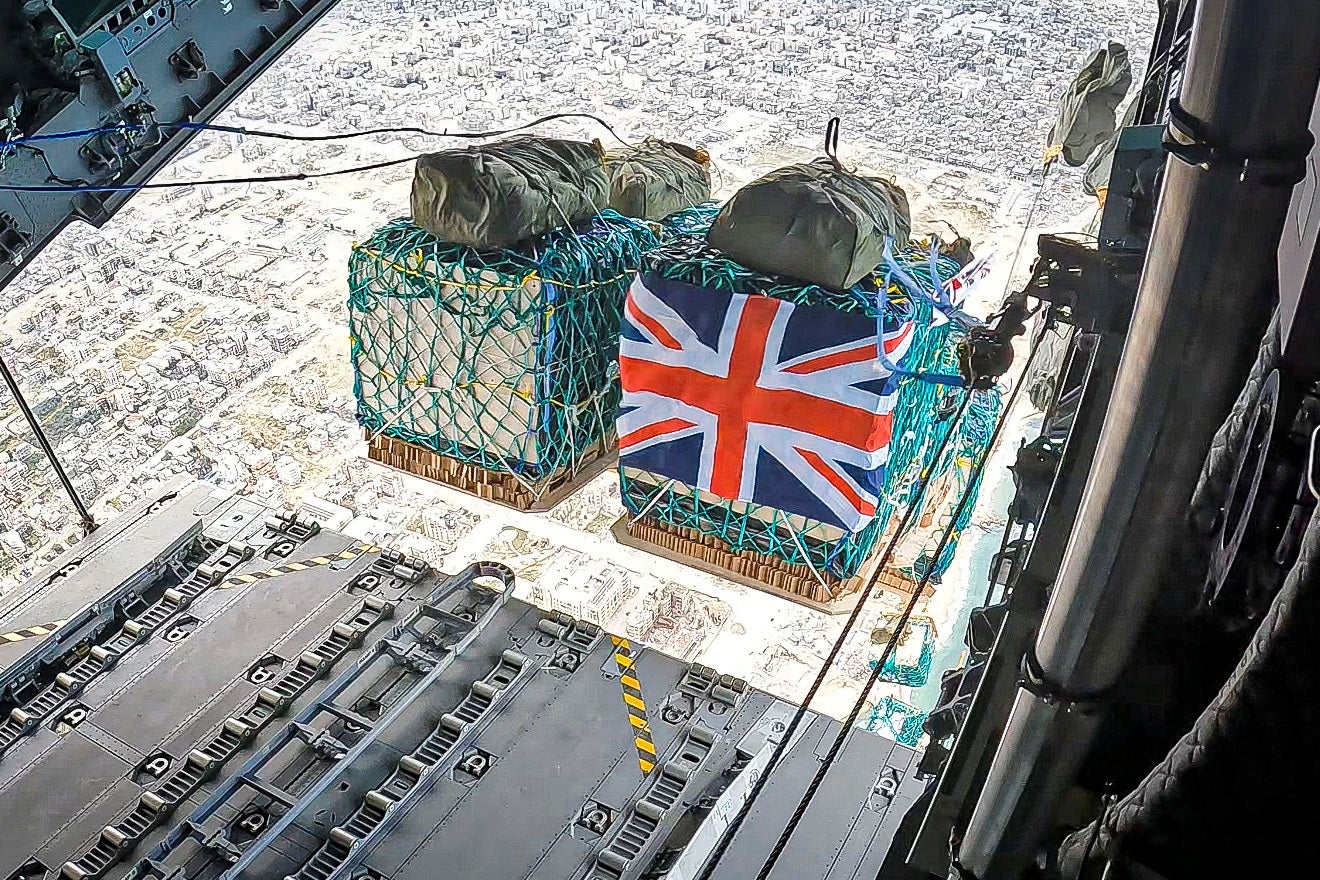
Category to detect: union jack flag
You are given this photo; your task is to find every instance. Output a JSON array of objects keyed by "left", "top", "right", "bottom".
[{"left": 618, "top": 272, "right": 914, "bottom": 532}]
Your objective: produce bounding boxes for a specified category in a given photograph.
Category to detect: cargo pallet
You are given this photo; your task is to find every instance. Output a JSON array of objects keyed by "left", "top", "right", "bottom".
[
  {"left": 367, "top": 431, "right": 617, "bottom": 513},
  {"left": 611, "top": 515, "right": 933, "bottom": 615}
]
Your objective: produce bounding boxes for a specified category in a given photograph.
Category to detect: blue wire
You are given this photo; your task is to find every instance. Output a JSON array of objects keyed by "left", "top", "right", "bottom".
[
  {"left": 882, "top": 238, "right": 983, "bottom": 330},
  {"left": 874, "top": 270, "right": 967, "bottom": 388}
]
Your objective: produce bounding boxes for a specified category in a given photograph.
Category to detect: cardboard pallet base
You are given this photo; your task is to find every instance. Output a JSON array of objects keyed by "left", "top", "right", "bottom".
[
  {"left": 611, "top": 516, "right": 933, "bottom": 615},
  {"left": 367, "top": 432, "right": 617, "bottom": 513}
]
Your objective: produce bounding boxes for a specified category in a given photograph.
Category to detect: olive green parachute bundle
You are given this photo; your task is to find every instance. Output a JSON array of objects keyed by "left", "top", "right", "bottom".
[
  {"left": 1084, "top": 98, "right": 1140, "bottom": 199},
  {"left": 604, "top": 139, "right": 712, "bottom": 221},
  {"left": 1048, "top": 41, "right": 1133, "bottom": 167},
  {"left": 410, "top": 137, "right": 610, "bottom": 250},
  {"left": 706, "top": 119, "right": 911, "bottom": 290}
]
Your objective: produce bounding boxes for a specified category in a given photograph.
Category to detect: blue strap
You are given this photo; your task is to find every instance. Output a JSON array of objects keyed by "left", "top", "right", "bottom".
[
  {"left": 875, "top": 276, "right": 967, "bottom": 388},
  {"left": 881, "top": 239, "right": 983, "bottom": 330}
]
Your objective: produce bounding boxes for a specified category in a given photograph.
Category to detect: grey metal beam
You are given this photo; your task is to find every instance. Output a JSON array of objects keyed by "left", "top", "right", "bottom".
[{"left": 955, "top": 0, "right": 1320, "bottom": 875}]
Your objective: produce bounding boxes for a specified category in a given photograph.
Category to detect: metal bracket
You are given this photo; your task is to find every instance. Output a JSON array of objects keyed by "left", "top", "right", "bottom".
[
  {"left": 168, "top": 40, "right": 206, "bottom": 80},
  {"left": 79, "top": 31, "right": 144, "bottom": 104},
  {"left": 1165, "top": 97, "right": 1315, "bottom": 186},
  {"left": 1022, "top": 235, "right": 1142, "bottom": 333},
  {"left": 0, "top": 213, "right": 30, "bottom": 264},
  {"left": 263, "top": 512, "right": 321, "bottom": 543},
  {"left": 677, "top": 662, "right": 746, "bottom": 708},
  {"left": 380, "top": 638, "right": 437, "bottom": 674},
  {"left": 179, "top": 821, "right": 242, "bottom": 863},
  {"left": 291, "top": 723, "right": 349, "bottom": 761},
  {"left": 1017, "top": 649, "right": 1107, "bottom": 714}
]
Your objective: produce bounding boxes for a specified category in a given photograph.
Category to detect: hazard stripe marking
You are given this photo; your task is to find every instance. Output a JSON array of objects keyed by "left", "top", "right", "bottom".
[
  {"left": 0, "top": 546, "right": 382, "bottom": 643},
  {"left": 218, "top": 544, "right": 378, "bottom": 590},
  {"left": 610, "top": 635, "right": 657, "bottom": 777},
  {"left": 0, "top": 618, "right": 70, "bottom": 645},
  {"left": 0, "top": 543, "right": 380, "bottom": 641}
]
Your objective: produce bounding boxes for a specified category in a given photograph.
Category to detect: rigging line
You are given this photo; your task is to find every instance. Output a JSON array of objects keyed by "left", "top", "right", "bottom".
[
  {"left": 0, "top": 152, "right": 419, "bottom": 193},
  {"left": 998, "top": 175, "right": 1048, "bottom": 304},
  {"left": 0, "top": 353, "right": 96, "bottom": 535},
  {"left": 693, "top": 388, "right": 977, "bottom": 880},
  {"left": 0, "top": 114, "right": 636, "bottom": 194},
  {"left": 756, "top": 318, "right": 1051, "bottom": 880},
  {"left": 0, "top": 111, "right": 633, "bottom": 150}
]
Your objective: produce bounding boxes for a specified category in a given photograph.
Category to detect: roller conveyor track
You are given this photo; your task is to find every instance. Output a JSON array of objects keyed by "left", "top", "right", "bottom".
[
  {"left": 289, "top": 649, "right": 530, "bottom": 880},
  {"left": 0, "top": 543, "right": 253, "bottom": 760},
  {"left": 58, "top": 596, "right": 395, "bottom": 880}
]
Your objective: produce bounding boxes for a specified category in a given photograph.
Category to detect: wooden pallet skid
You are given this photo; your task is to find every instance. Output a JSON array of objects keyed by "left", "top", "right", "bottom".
[
  {"left": 366, "top": 432, "right": 616, "bottom": 513},
  {"left": 613, "top": 515, "right": 932, "bottom": 615}
]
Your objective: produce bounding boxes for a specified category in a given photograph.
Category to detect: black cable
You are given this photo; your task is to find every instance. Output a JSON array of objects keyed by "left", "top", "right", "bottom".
[
  {"left": 0, "top": 353, "right": 95, "bottom": 535},
  {"left": 693, "top": 388, "right": 976, "bottom": 880},
  {"left": 0, "top": 111, "right": 631, "bottom": 150},
  {"left": 756, "top": 320, "right": 1049, "bottom": 880},
  {"left": 183, "top": 111, "right": 633, "bottom": 147},
  {"left": 0, "top": 112, "right": 634, "bottom": 193},
  {"left": 0, "top": 152, "right": 421, "bottom": 193},
  {"left": 1074, "top": 786, "right": 1115, "bottom": 879}
]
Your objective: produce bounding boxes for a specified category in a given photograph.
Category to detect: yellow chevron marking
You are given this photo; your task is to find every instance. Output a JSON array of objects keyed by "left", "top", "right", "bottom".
[
  {"left": 284, "top": 562, "right": 308, "bottom": 572},
  {"left": 608, "top": 634, "right": 655, "bottom": 776},
  {"left": 26, "top": 625, "right": 49, "bottom": 636},
  {"left": 2, "top": 632, "right": 23, "bottom": 642},
  {"left": 234, "top": 574, "right": 260, "bottom": 584},
  {"left": 310, "top": 557, "right": 331, "bottom": 565}
]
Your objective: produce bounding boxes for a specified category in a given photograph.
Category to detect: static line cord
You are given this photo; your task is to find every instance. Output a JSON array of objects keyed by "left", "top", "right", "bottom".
[
  {"left": 0, "top": 112, "right": 634, "bottom": 194},
  {"left": 755, "top": 318, "right": 1050, "bottom": 880},
  {"left": 693, "top": 388, "right": 976, "bottom": 880},
  {"left": 0, "top": 353, "right": 96, "bottom": 535},
  {"left": 0, "top": 110, "right": 632, "bottom": 150},
  {"left": 0, "top": 152, "right": 420, "bottom": 193}
]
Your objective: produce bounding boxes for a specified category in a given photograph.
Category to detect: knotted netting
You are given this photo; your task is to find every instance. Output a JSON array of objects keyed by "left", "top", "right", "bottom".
[
  {"left": 349, "top": 211, "right": 658, "bottom": 489},
  {"left": 619, "top": 236, "right": 999, "bottom": 584},
  {"left": 657, "top": 201, "right": 722, "bottom": 238},
  {"left": 868, "top": 613, "right": 937, "bottom": 688},
  {"left": 866, "top": 695, "right": 926, "bottom": 747}
]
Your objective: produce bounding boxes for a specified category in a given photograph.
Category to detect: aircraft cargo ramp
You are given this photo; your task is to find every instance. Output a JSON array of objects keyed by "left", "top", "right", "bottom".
[{"left": 0, "top": 480, "right": 921, "bottom": 880}]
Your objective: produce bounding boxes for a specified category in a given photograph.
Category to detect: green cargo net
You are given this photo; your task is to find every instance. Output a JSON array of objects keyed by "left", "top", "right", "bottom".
[
  {"left": 899, "top": 387, "right": 1002, "bottom": 582},
  {"left": 868, "top": 614, "right": 937, "bottom": 688},
  {"left": 658, "top": 201, "right": 722, "bottom": 238},
  {"left": 620, "top": 238, "right": 1000, "bottom": 583},
  {"left": 866, "top": 695, "right": 927, "bottom": 747},
  {"left": 349, "top": 211, "right": 658, "bottom": 491}
]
